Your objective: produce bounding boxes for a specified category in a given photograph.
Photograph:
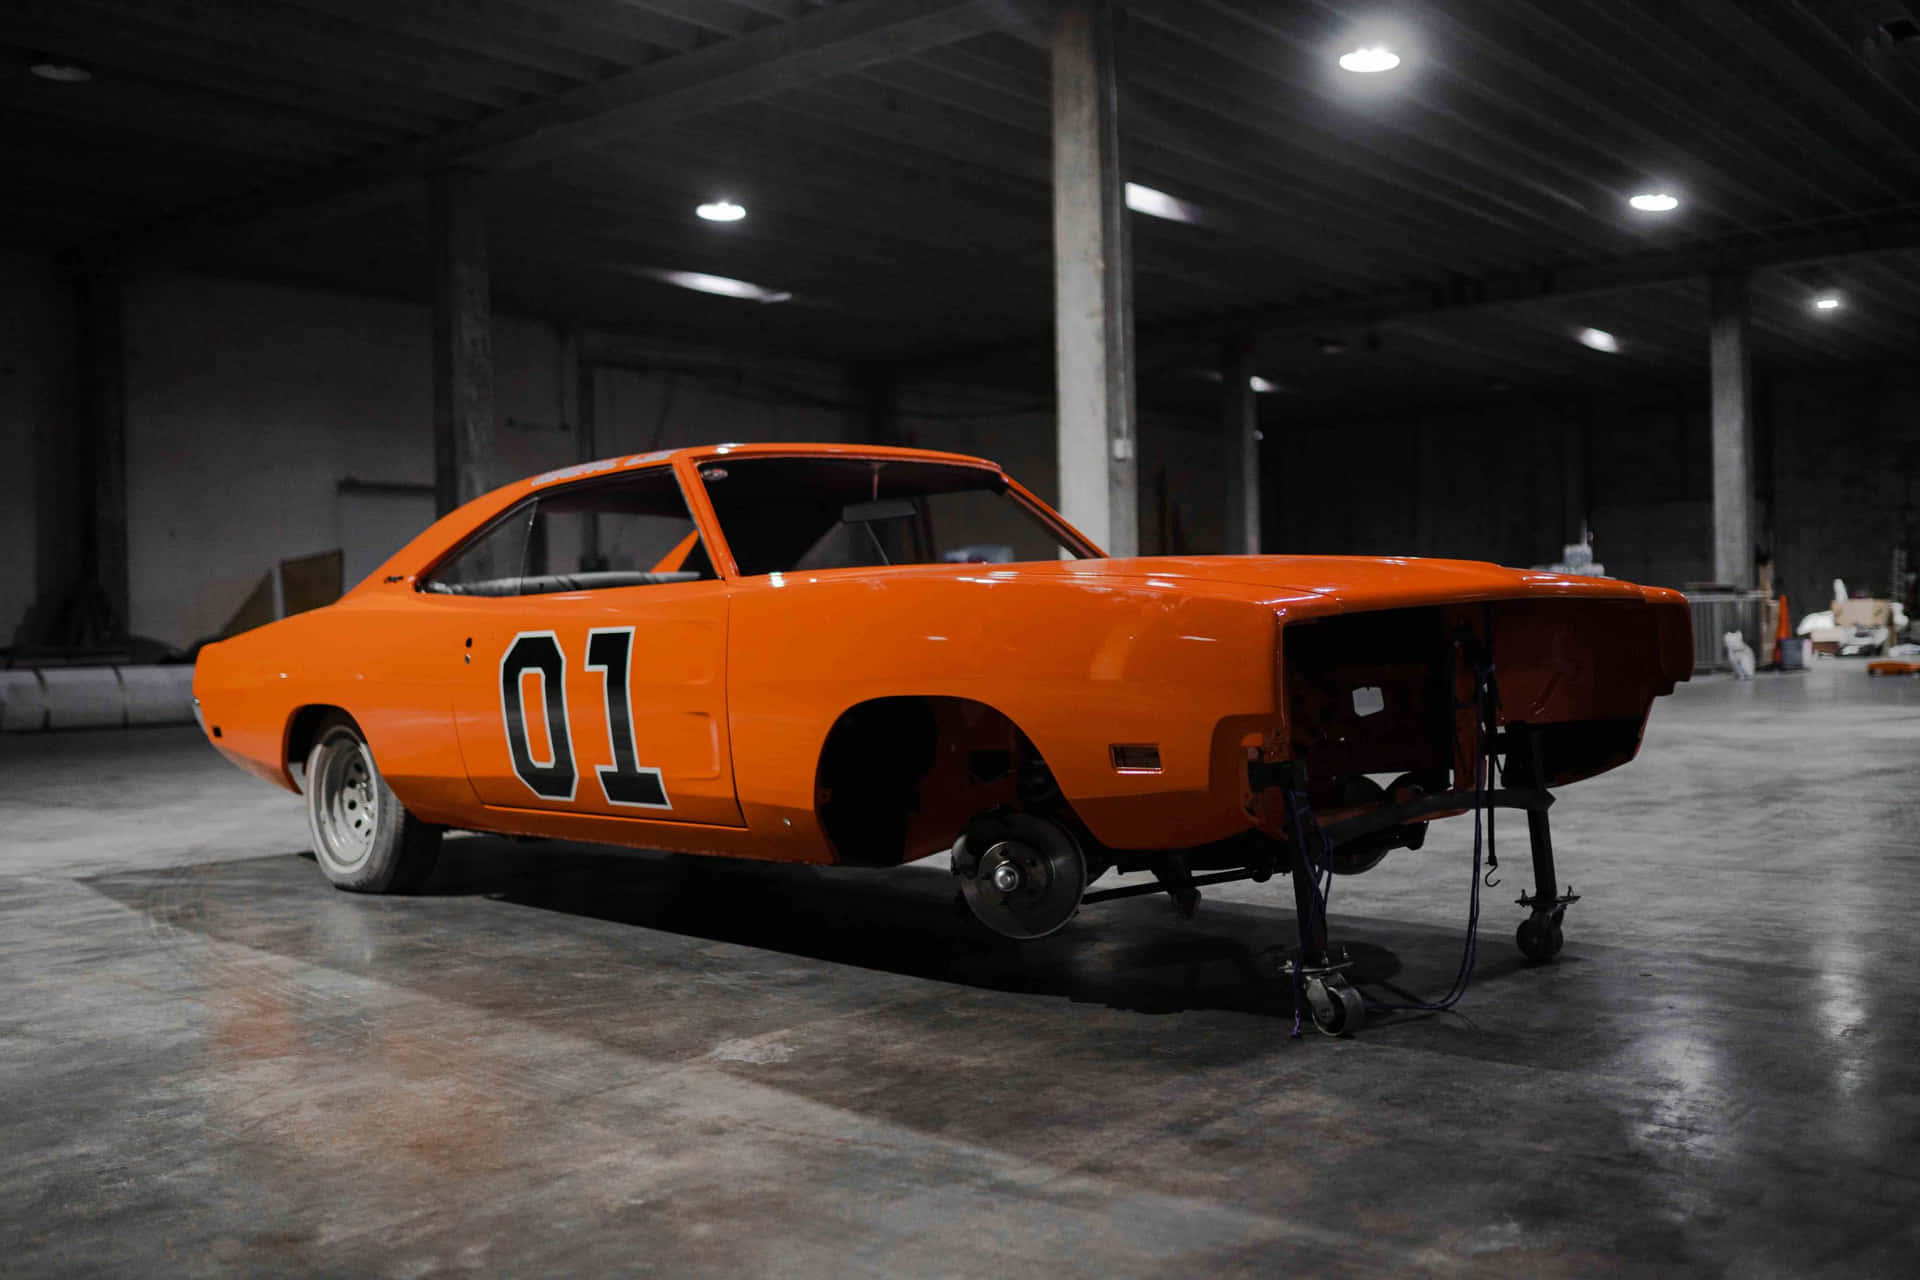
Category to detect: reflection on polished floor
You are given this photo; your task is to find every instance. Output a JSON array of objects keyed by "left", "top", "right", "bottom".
[{"left": 3, "top": 662, "right": 1917, "bottom": 1276}]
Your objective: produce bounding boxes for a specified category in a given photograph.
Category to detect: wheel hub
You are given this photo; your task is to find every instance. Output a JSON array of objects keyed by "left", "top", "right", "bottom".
[
  {"left": 315, "top": 738, "right": 379, "bottom": 872},
  {"left": 951, "top": 814, "right": 1087, "bottom": 940},
  {"left": 989, "top": 860, "right": 1024, "bottom": 894}
]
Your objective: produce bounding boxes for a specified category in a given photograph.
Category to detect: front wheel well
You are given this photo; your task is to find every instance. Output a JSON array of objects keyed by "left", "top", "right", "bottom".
[{"left": 814, "top": 696, "right": 1061, "bottom": 867}]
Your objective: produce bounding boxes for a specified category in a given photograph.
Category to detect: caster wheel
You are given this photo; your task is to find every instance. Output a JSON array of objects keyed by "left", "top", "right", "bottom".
[
  {"left": 1305, "top": 976, "right": 1366, "bottom": 1037},
  {"left": 1516, "top": 915, "right": 1564, "bottom": 963}
]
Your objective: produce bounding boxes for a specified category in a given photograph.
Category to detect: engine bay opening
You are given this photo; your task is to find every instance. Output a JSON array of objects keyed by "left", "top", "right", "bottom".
[
  {"left": 1283, "top": 606, "right": 1454, "bottom": 816},
  {"left": 1279, "top": 597, "right": 1681, "bottom": 826}
]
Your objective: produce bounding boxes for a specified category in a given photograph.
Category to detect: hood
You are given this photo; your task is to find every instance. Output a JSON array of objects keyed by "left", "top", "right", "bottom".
[{"left": 936, "top": 555, "right": 1666, "bottom": 612}]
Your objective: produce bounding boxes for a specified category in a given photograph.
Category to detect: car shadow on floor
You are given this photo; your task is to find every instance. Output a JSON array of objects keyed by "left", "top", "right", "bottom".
[
  {"left": 242, "top": 834, "right": 1522, "bottom": 1027},
  {"left": 442, "top": 838, "right": 1320, "bottom": 1019},
  {"left": 83, "top": 837, "right": 1566, "bottom": 1059}
]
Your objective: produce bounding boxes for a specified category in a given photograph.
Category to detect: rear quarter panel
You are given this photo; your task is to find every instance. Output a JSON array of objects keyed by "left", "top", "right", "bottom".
[
  {"left": 727, "top": 568, "right": 1299, "bottom": 851},
  {"left": 192, "top": 592, "right": 480, "bottom": 825}
]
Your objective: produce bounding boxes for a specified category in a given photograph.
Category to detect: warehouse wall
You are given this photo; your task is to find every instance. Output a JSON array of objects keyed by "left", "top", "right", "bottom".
[
  {"left": 1267, "top": 395, "right": 1717, "bottom": 579},
  {"left": 1264, "top": 371, "right": 1916, "bottom": 620},
  {"left": 15, "top": 259, "right": 1909, "bottom": 653},
  {"left": 1770, "top": 366, "right": 1920, "bottom": 619},
  {"left": 589, "top": 357, "right": 851, "bottom": 458},
  {"left": 1584, "top": 399, "right": 1714, "bottom": 590},
  {"left": 901, "top": 387, "right": 1225, "bottom": 556},
  {"left": 116, "top": 274, "right": 857, "bottom": 649},
  {"left": 8, "top": 261, "right": 1218, "bottom": 652},
  {"left": 125, "top": 273, "right": 434, "bottom": 647}
]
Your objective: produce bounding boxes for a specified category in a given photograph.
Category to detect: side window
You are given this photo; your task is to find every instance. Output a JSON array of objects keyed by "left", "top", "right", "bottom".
[
  {"left": 424, "top": 468, "right": 714, "bottom": 597},
  {"left": 423, "top": 503, "right": 536, "bottom": 595},
  {"left": 530, "top": 468, "right": 715, "bottom": 582}
]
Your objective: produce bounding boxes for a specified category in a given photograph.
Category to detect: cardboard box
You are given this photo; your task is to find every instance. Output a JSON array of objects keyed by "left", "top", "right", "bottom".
[{"left": 1834, "top": 598, "right": 1895, "bottom": 629}]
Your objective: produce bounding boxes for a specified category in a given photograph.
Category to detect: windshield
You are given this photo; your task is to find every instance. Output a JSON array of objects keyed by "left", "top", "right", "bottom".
[{"left": 695, "top": 457, "right": 1093, "bottom": 576}]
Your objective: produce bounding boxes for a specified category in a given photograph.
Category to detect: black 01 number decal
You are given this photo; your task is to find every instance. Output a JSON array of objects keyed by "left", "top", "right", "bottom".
[
  {"left": 499, "top": 628, "right": 671, "bottom": 810},
  {"left": 500, "top": 632, "right": 576, "bottom": 800},
  {"left": 585, "top": 628, "right": 670, "bottom": 809}
]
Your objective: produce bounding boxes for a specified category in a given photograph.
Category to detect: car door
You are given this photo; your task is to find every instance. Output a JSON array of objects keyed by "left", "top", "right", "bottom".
[{"left": 424, "top": 465, "right": 744, "bottom": 829}]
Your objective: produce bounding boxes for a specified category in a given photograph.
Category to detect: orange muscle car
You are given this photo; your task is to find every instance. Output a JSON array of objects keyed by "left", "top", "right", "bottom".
[{"left": 195, "top": 442, "right": 1691, "bottom": 1033}]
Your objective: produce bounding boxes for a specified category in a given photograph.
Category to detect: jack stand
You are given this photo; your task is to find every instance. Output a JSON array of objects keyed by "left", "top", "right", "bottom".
[
  {"left": 1152, "top": 852, "right": 1201, "bottom": 918},
  {"left": 1281, "top": 775, "right": 1364, "bottom": 1035},
  {"left": 1506, "top": 726, "right": 1574, "bottom": 963}
]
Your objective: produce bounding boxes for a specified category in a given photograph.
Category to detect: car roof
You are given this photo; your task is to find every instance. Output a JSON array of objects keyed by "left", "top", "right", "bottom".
[
  {"left": 526, "top": 441, "right": 1001, "bottom": 492},
  {"left": 358, "top": 442, "right": 1019, "bottom": 590}
]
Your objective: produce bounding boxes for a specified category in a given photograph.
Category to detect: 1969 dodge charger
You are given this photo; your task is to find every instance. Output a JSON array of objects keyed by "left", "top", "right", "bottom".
[{"left": 195, "top": 442, "right": 1692, "bottom": 1033}]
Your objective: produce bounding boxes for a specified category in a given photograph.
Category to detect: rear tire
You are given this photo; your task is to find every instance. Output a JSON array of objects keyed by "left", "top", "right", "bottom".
[{"left": 304, "top": 716, "right": 441, "bottom": 893}]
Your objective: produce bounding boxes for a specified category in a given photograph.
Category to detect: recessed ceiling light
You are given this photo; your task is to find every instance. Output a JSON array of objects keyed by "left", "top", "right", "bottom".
[
  {"left": 1338, "top": 46, "right": 1401, "bottom": 73},
  {"left": 1812, "top": 293, "right": 1843, "bottom": 312},
  {"left": 1628, "top": 192, "right": 1679, "bottom": 213},
  {"left": 29, "top": 60, "right": 92, "bottom": 83},
  {"left": 1248, "top": 376, "right": 1283, "bottom": 393},
  {"left": 695, "top": 200, "right": 745, "bottom": 223},
  {"left": 1124, "top": 182, "right": 1203, "bottom": 225},
  {"left": 1577, "top": 327, "right": 1620, "bottom": 353},
  {"left": 642, "top": 268, "right": 789, "bottom": 303}
]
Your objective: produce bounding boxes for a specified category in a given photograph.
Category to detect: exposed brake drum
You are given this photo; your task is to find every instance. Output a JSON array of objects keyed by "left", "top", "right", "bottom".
[{"left": 950, "top": 810, "right": 1088, "bottom": 939}]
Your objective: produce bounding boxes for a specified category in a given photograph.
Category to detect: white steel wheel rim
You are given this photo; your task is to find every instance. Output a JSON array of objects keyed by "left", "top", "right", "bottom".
[{"left": 315, "top": 737, "right": 379, "bottom": 872}]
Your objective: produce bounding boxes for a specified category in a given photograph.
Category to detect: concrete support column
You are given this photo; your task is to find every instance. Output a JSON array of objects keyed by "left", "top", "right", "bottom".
[
  {"left": 25, "top": 268, "right": 127, "bottom": 648},
  {"left": 848, "top": 362, "right": 899, "bottom": 446},
  {"left": 431, "top": 170, "right": 493, "bottom": 516},
  {"left": 1561, "top": 418, "right": 1587, "bottom": 549},
  {"left": 28, "top": 298, "right": 79, "bottom": 646},
  {"left": 1709, "top": 272, "right": 1756, "bottom": 586},
  {"left": 574, "top": 362, "right": 596, "bottom": 467},
  {"left": 1051, "top": 0, "right": 1136, "bottom": 556},
  {"left": 31, "top": 269, "right": 130, "bottom": 647},
  {"left": 1222, "top": 337, "right": 1259, "bottom": 554},
  {"left": 578, "top": 361, "right": 607, "bottom": 570},
  {"left": 80, "top": 272, "right": 128, "bottom": 638},
  {"left": 562, "top": 329, "right": 603, "bottom": 571},
  {"left": 558, "top": 326, "right": 582, "bottom": 450}
]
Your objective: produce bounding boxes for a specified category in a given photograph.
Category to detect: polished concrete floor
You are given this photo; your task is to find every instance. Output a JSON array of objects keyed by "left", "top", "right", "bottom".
[{"left": 3, "top": 661, "right": 1917, "bottom": 1276}]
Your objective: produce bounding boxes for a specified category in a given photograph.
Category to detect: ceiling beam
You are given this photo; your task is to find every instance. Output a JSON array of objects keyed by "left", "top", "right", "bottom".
[
  {"left": 1207, "top": 208, "right": 1920, "bottom": 340},
  {"left": 464, "top": 0, "right": 1027, "bottom": 170},
  {"left": 90, "top": 0, "right": 1029, "bottom": 265},
  {"left": 905, "top": 207, "right": 1920, "bottom": 375}
]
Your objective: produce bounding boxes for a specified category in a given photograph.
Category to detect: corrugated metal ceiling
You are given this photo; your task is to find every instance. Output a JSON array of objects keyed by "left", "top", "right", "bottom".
[{"left": 4, "top": 0, "right": 1918, "bottom": 399}]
